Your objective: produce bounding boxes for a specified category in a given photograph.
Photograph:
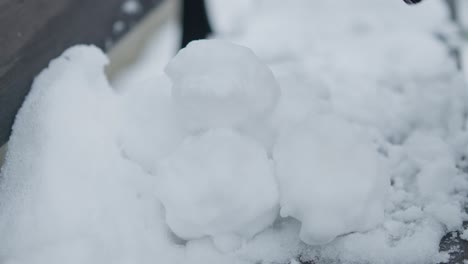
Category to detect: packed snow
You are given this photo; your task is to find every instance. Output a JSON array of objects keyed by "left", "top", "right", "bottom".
[
  {"left": 274, "top": 114, "right": 389, "bottom": 245},
  {"left": 165, "top": 40, "right": 280, "bottom": 132},
  {"left": 1, "top": 0, "right": 468, "bottom": 264},
  {"left": 157, "top": 128, "right": 278, "bottom": 252}
]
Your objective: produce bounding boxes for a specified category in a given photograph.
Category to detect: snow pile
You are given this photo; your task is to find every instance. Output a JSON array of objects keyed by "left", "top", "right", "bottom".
[
  {"left": 0, "top": 46, "right": 180, "bottom": 264},
  {"left": 207, "top": 0, "right": 468, "bottom": 263},
  {"left": 0, "top": 43, "right": 288, "bottom": 264},
  {"left": 274, "top": 115, "right": 389, "bottom": 245},
  {"left": 157, "top": 129, "right": 278, "bottom": 252},
  {"left": 1, "top": 0, "right": 468, "bottom": 263},
  {"left": 158, "top": 40, "right": 280, "bottom": 252}
]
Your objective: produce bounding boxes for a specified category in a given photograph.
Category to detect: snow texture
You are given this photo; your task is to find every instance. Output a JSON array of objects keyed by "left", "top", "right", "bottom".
[
  {"left": 274, "top": 114, "right": 389, "bottom": 245},
  {"left": 1, "top": 0, "right": 468, "bottom": 263},
  {"left": 0, "top": 46, "right": 179, "bottom": 263}
]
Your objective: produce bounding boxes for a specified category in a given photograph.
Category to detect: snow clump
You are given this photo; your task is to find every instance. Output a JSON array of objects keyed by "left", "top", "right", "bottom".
[
  {"left": 274, "top": 114, "right": 389, "bottom": 245},
  {"left": 165, "top": 40, "right": 280, "bottom": 132},
  {"left": 157, "top": 128, "right": 279, "bottom": 252}
]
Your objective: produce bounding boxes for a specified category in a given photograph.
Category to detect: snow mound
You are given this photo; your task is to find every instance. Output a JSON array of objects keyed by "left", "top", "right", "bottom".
[
  {"left": 118, "top": 74, "right": 186, "bottom": 173},
  {"left": 157, "top": 128, "right": 279, "bottom": 252},
  {"left": 165, "top": 40, "right": 280, "bottom": 132},
  {"left": 2, "top": 0, "right": 468, "bottom": 262},
  {"left": 274, "top": 114, "right": 389, "bottom": 245},
  {"left": 0, "top": 46, "right": 179, "bottom": 263}
]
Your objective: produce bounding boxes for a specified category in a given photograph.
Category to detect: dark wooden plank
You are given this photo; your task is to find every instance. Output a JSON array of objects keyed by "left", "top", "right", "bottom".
[{"left": 0, "top": 0, "right": 163, "bottom": 146}]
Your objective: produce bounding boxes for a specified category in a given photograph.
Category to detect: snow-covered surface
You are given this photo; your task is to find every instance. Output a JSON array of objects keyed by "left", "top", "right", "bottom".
[
  {"left": 1, "top": 0, "right": 468, "bottom": 263},
  {"left": 0, "top": 46, "right": 173, "bottom": 263}
]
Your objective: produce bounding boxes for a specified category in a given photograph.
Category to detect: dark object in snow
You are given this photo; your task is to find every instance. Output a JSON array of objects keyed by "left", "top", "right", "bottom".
[
  {"left": 403, "top": 0, "right": 424, "bottom": 4},
  {"left": 181, "top": 0, "right": 212, "bottom": 48},
  {"left": 438, "top": 222, "right": 468, "bottom": 263},
  {"left": 0, "top": 0, "right": 163, "bottom": 147}
]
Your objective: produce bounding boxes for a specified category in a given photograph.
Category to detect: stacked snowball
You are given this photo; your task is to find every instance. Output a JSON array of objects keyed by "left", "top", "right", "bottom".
[
  {"left": 158, "top": 40, "right": 280, "bottom": 251},
  {"left": 157, "top": 40, "right": 389, "bottom": 250}
]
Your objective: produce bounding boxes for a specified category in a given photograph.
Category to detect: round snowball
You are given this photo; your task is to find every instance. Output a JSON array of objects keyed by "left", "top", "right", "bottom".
[
  {"left": 165, "top": 40, "right": 280, "bottom": 131},
  {"left": 156, "top": 129, "right": 279, "bottom": 251},
  {"left": 273, "top": 115, "right": 389, "bottom": 245}
]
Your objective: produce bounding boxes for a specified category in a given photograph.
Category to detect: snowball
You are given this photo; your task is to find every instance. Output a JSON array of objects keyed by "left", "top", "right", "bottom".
[
  {"left": 274, "top": 114, "right": 389, "bottom": 245},
  {"left": 165, "top": 40, "right": 280, "bottom": 131},
  {"left": 156, "top": 128, "right": 279, "bottom": 251}
]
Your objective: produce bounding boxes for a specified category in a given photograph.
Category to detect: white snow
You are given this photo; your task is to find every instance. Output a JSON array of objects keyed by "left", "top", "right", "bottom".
[
  {"left": 157, "top": 128, "right": 278, "bottom": 252},
  {"left": 1, "top": 0, "right": 468, "bottom": 263},
  {"left": 461, "top": 229, "right": 468, "bottom": 241},
  {"left": 274, "top": 114, "right": 389, "bottom": 245},
  {"left": 205, "top": 0, "right": 255, "bottom": 36},
  {"left": 0, "top": 46, "right": 180, "bottom": 263},
  {"left": 118, "top": 74, "right": 185, "bottom": 173},
  {"left": 165, "top": 40, "right": 280, "bottom": 132}
]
